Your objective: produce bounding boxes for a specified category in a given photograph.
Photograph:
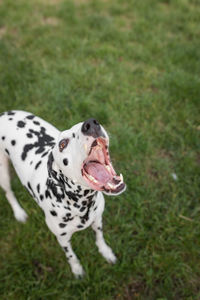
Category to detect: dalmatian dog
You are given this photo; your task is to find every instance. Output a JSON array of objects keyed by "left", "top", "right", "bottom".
[{"left": 0, "top": 110, "right": 126, "bottom": 278}]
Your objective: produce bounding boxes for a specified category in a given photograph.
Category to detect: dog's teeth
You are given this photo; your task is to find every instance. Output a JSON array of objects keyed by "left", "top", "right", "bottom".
[
  {"left": 108, "top": 183, "right": 115, "bottom": 189},
  {"left": 105, "top": 165, "right": 111, "bottom": 172},
  {"left": 87, "top": 174, "right": 98, "bottom": 183},
  {"left": 96, "top": 145, "right": 102, "bottom": 150},
  {"left": 120, "top": 173, "right": 123, "bottom": 182},
  {"left": 92, "top": 178, "right": 98, "bottom": 183}
]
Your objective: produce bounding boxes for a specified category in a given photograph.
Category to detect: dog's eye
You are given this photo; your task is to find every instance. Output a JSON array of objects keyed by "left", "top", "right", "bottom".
[{"left": 59, "top": 139, "right": 69, "bottom": 152}]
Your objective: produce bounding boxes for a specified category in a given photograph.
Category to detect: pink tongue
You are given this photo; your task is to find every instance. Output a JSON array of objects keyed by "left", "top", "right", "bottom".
[{"left": 85, "top": 162, "right": 111, "bottom": 184}]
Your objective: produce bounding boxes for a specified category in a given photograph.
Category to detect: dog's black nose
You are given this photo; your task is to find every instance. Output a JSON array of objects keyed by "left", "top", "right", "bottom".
[{"left": 81, "top": 118, "right": 104, "bottom": 138}]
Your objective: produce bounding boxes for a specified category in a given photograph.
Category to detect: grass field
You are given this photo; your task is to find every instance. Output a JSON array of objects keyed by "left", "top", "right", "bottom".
[{"left": 0, "top": 0, "right": 200, "bottom": 299}]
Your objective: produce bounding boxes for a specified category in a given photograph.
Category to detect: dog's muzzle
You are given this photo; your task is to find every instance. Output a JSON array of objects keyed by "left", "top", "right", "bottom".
[{"left": 81, "top": 137, "right": 126, "bottom": 195}]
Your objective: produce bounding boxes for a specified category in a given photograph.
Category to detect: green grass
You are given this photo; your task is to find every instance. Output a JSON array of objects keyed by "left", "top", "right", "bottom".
[{"left": 0, "top": 0, "right": 200, "bottom": 298}]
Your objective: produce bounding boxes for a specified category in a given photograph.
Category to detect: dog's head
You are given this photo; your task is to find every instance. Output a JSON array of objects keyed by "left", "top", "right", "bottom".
[{"left": 52, "top": 118, "right": 126, "bottom": 196}]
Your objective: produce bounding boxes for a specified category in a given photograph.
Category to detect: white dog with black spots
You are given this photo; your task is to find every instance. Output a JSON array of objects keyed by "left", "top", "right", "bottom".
[{"left": 0, "top": 110, "right": 126, "bottom": 278}]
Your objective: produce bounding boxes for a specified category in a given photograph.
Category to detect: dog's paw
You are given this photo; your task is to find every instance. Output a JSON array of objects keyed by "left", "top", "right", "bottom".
[
  {"left": 99, "top": 245, "right": 117, "bottom": 264},
  {"left": 104, "top": 250, "right": 117, "bottom": 264},
  {"left": 14, "top": 208, "right": 28, "bottom": 223},
  {"left": 72, "top": 263, "right": 85, "bottom": 279}
]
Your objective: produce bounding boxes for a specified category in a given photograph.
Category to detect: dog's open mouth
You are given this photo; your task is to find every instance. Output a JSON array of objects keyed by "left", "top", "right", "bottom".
[{"left": 82, "top": 138, "right": 125, "bottom": 194}]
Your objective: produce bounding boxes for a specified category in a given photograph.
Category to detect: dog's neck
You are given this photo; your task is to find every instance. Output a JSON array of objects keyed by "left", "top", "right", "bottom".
[{"left": 46, "top": 151, "right": 97, "bottom": 203}]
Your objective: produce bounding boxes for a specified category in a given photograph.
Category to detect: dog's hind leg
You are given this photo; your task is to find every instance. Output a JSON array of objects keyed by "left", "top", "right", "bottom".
[{"left": 0, "top": 150, "right": 28, "bottom": 223}]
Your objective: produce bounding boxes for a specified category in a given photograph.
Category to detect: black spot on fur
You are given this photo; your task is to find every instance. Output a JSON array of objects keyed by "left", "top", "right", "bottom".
[
  {"left": 40, "top": 195, "right": 44, "bottom": 201},
  {"left": 11, "top": 140, "right": 16, "bottom": 146},
  {"left": 72, "top": 133, "right": 75, "bottom": 138},
  {"left": 26, "top": 114, "right": 35, "bottom": 120},
  {"left": 82, "top": 201, "right": 87, "bottom": 205},
  {"left": 21, "top": 127, "right": 55, "bottom": 160},
  {"left": 50, "top": 210, "right": 57, "bottom": 216},
  {"left": 63, "top": 158, "right": 68, "bottom": 166},
  {"left": 7, "top": 111, "right": 15, "bottom": 116},
  {"left": 45, "top": 190, "right": 52, "bottom": 199},
  {"left": 65, "top": 182, "right": 72, "bottom": 189},
  {"left": 5, "top": 149, "right": 9, "bottom": 155},
  {"left": 27, "top": 133, "right": 33, "bottom": 138},
  {"left": 59, "top": 223, "right": 66, "bottom": 228},
  {"left": 77, "top": 225, "right": 83, "bottom": 228},
  {"left": 17, "top": 121, "right": 26, "bottom": 128},
  {"left": 37, "top": 184, "right": 40, "bottom": 193},
  {"left": 80, "top": 196, "right": 95, "bottom": 223},
  {"left": 87, "top": 195, "right": 94, "bottom": 202},
  {"left": 80, "top": 206, "right": 86, "bottom": 212},
  {"left": 66, "top": 191, "right": 78, "bottom": 202},
  {"left": 47, "top": 152, "right": 54, "bottom": 173},
  {"left": 22, "top": 145, "right": 33, "bottom": 160},
  {"left": 27, "top": 181, "right": 36, "bottom": 198},
  {"left": 60, "top": 232, "right": 67, "bottom": 236},
  {"left": 35, "top": 161, "right": 41, "bottom": 170},
  {"left": 84, "top": 190, "right": 90, "bottom": 197},
  {"left": 33, "top": 121, "right": 40, "bottom": 125},
  {"left": 2, "top": 136, "right": 5, "bottom": 140},
  {"left": 46, "top": 173, "right": 65, "bottom": 203},
  {"left": 41, "top": 151, "right": 49, "bottom": 157},
  {"left": 9, "top": 118, "right": 13, "bottom": 121},
  {"left": 63, "top": 247, "right": 68, "bottom": 252}
]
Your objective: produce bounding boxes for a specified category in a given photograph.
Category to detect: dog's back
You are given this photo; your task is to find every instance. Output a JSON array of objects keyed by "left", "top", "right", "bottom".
[{"left": 0, "top": 110, "right": 59, "bottom": 185}]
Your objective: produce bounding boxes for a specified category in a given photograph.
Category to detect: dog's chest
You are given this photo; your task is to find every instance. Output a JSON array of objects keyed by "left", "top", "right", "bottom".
[
  {"left": 44, "top": 193, "right": 100, "bottom": 235},
  {"left": 43, "top": 199, "right": 99, "bottom": 236}
]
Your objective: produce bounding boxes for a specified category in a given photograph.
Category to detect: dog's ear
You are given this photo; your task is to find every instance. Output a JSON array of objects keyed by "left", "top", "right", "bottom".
[{"left": 59, "top": 138, "right": 69, "bottom": 152}]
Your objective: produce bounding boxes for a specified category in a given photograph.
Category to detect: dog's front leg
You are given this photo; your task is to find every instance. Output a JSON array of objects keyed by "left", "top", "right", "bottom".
[
  {"left": 92, "top": 215, "right": 117, "bottom": 264},
  {"left": 57, "top": 234, "right": 85, "bottom": 278}
]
